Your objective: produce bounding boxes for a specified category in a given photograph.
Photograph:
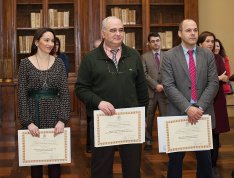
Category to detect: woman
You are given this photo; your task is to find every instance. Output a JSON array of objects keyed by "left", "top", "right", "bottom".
[
  {"left": 197, "top": 31, "right": 230, "bottom": 178},
  {"left": 18, "top": 28, "right": 70, "bottom": 178},
  {"left": 214, "top": 38, "right": 232, "bottom": 94},
  {"left": 52, "top": 36, "right": 69, "bottom": 76}
]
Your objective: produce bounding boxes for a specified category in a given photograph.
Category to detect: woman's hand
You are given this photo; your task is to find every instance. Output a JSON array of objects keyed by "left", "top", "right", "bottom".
[
  {"left": 54, "top": 121, "right": 65, "bottom": 136},
  {"left": 218, "top": 71, "right": 229, "bottom": 82},
  {"left": 28, "top": 123, "right": 40, "bottom": 137}
]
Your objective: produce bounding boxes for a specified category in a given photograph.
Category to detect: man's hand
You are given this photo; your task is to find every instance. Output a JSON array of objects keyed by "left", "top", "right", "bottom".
[
  {"left": 186, "top": 106, "right": 204, "bottom": 124},
  {"left": 98, "top": 101, "right": 116, "bottom": 116},
  {"left": 156, "top": 84, "right": 164, "bottom": 92}
]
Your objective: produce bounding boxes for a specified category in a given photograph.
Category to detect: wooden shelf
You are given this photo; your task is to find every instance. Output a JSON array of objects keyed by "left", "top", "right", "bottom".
[
  {"left": 150, "top": 3, "right": 184, "bottom": 5},
  {"left": 103, "top": 0, "right": 197, "bottom": 52},
  {"left": 15, "top": 0, "right": 77, "bottom": 75},
  {"left": 150, "top": 23, "right": 180, "bottom": 27}
]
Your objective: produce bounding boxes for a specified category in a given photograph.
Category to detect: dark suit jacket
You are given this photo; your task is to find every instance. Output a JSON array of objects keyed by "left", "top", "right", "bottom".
[
  {"left": 161, "top": 45, "right": 219, "bottom": 128},
  {"left": 141, "top": 50, "right": 164, "bottom": 99}
]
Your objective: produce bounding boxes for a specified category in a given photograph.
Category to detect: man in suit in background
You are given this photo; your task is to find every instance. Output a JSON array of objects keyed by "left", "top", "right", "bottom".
[
  {"left": 141, "top": 32, "right": 167, "bottom": 150},
  {"left": 161, "top": 19, "right": 219, "bottom": 178}
]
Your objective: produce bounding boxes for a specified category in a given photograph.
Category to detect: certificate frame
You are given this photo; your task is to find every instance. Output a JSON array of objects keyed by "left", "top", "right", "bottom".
[
  {"left": 157, "top": 115, "right": 213, "bottom": 153},
  {"left": 18, "top": 127, "right": 71, "bottom": 166},
  {"left": 94, "top": 107, "right": 145, "bottom": 147}
]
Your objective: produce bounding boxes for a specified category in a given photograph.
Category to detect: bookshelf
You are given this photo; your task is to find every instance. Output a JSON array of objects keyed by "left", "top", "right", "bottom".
[
  {"left": 104, "top": 0, "right": 144, "bottom": 52},
  {"left": 102, "top": 0, "right": 198, "bottom": 52},
  {"left": 150, "top": 0, "right": 184, "bottom": 49},
  {"left": 15, "top": 0, "right": 79, "bottom": 78}
]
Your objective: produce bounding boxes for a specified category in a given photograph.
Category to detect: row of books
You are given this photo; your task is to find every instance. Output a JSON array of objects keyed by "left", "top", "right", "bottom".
[
  {"left": 18, "top": 35, "right": 66, "bottom": 54},
  {"left": 18, "top": 31, "right": 171, "bottom": 54},
  {"left": 123, "top": 32, "right": 135, "bottom": 49},
  {"left": 56, "top": 35, "right": 66, "bottom": 52},
  {"left": 18, "top": 36, "right": 33, "bottom": 53},
  {"left": 158, "top": 31, "right": 173, "bottom": 49},
  {"left": 48, "top": 9, "right": 70, "bottom": 28},
  {"left": 30, "top": 9, "right": 70, "bottom": 28},
  {"left": 111, "top": 7, "right": 136, "bottom": 25},
  {"left": 30, "top": 10, "right": 43, "bottom": 28}
]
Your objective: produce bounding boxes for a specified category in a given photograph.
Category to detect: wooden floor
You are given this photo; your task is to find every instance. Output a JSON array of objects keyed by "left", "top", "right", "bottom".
[{"left": 0, "top": 115, "right": 234, "bottom": 178}]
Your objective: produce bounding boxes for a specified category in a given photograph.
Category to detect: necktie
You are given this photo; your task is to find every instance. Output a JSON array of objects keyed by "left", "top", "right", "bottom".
[
  {"left": 110, "top": 49, "right": 119, "bottom": 69},
  {"left": 155, "top": 52, "right": 160, "bottom": 69},
  {"left": 188, "top": 50, "right": 197, "bottom": 101}
]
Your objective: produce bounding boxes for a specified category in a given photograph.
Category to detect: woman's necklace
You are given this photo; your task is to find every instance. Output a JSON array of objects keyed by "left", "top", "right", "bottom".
[{"left": 35, "top": 54, "right": 50, "bottom": 88}]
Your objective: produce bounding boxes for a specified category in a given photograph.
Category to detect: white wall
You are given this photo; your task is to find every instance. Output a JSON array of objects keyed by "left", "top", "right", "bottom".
[{"left": 198, "top": 0, "right": 234, "bottom": 73}]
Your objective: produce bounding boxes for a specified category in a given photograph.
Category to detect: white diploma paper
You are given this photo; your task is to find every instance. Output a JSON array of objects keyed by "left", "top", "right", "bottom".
[
  {"left": 157, "top": 115, "right": 213, "bottom": 153},
  {"left": 94, "top": 107, "right": 145, "bottom": 147},
  {"left": 18, "top": 127, "right": 71, "bottom": 166}
]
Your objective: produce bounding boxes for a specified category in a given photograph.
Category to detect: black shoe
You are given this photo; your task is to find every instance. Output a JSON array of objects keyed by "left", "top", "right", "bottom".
[
  {"left": 86, "top": 145, "right": 92, "bottom": 153},
  {"left": 144, "top": 140, "right": 152, "bottom": 151},
  {"left": 144, "top": 144, "right": 152, "bottom": 150},
  {"left": 232, "top": 170, "right": 234, "bottom": 178},
  {"left": 212, "top": 167, "right": 220, "bottom": 178}
]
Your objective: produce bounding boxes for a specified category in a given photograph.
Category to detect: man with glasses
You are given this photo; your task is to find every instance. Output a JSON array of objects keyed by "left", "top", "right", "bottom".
[
  {"left": 141, "top": 32, "right": 167, "bottom": 151},
  {"left": 75, "top": 16, "right": 148, "bottom": 178}
]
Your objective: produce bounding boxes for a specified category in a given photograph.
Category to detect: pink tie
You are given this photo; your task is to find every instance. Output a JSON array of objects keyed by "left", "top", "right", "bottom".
[
  {"left": 188, "top": 50, "right": 197, "bottom": 101},
  {"left": 155, "top": 52, "right": 160, "bottom": 69}
]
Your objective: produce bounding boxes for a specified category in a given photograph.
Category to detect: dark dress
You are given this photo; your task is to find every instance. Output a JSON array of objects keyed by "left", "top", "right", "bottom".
[
  {"left": 18, "top": 57, "right": 70, "bottom": 129},
  {"left": 213, "top": 54, "right": 230, "bottom": 133}
]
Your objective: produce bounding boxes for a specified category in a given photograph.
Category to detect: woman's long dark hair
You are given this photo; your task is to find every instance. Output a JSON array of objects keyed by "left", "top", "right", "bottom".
[
  {"left": 215, "top": 38, "right": 227, "bottom": 58},
  {"left": 30, "top": 28, "right": 55, "bottom": 55}
]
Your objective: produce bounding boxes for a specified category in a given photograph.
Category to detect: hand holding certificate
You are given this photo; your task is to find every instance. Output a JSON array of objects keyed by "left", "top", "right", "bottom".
[
  {"left": 157, "top": 115, "right": 213, "bottom": 153},
  {"left": 94, "top": 107, "right": 145, "bottom": 147},
  {"left": 18, "top": 127, "right": 71, "bottom": 166}
]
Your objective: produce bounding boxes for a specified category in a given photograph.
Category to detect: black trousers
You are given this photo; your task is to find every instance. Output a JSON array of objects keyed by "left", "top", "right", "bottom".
[
  {"left": 211, "top": 132, "right": 220, "bottom": 167},
  {"left": 86, "top": 115, "right": 92, "bottom": 150},
  {"left": 90, "top": 119, "right": 142, "bottom": 178},
  {"left": 167, "top": 151, "right": 212, "bottom": 178},
  {"left": 31, "top": 164, "right": 60, "bottom": 178}
]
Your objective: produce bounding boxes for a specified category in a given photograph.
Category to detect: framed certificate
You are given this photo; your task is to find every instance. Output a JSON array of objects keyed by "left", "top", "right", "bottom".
[
  {"left": 18, "top": 127, "right": 71, "bottom": 166},
  {"left": 94, "top": 107, "right": 145, "bottom": 147},
  {"left": 157, "top": 115, "right": 213, "bottom": 153}
]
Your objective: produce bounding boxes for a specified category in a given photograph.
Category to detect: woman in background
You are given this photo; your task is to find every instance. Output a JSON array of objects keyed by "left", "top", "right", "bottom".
[
  {"left": 214, "top": 38, "right": 232, "bottom": 94},
  {"left": 197, "top": 31, "right": 230, "bottom": 178},
  {"left": 18, "top": 28, "right": 70, "bottom": 178},
  {"left": 53, "top": 36, "right": 69, "bottom": 76}
]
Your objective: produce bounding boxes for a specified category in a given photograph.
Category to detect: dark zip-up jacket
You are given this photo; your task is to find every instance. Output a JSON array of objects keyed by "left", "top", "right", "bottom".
[{"left": 75, "top": 42, "right": 149, "bottom": 117}]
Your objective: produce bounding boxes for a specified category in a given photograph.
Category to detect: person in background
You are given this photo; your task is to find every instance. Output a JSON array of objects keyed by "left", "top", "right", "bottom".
[
  {"left": 161, "top": 19, "right": 219, "bottom": 178},
  {"left": 53, "top": 36, "right": 69, "bottom": 76},
  {"left": 141, "top": 32, "right": 167, "bottom": 150},
  {"left": 18, "top": 28, "right": 71, "bottom": 178},
  {"left": 197, "top": 31, "right": 230, "bottom": 178},
  {"left": 75, "top": 16, "right": 148, "bottom": 178},
  {"left": 86, "top": 38, "right": 103, "bottom": 153},
  {"left": 214, "top": 38, "right": 232, "bottom": 94}
]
